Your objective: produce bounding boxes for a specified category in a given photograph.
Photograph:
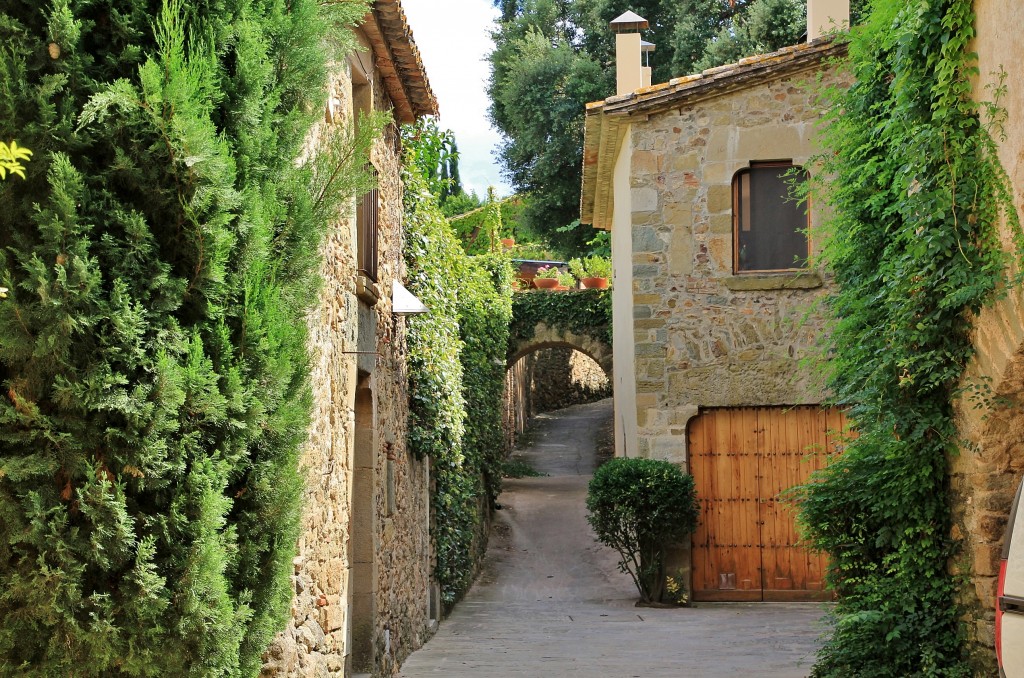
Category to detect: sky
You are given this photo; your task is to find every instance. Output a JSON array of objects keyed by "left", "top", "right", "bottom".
[{"left": 401, "top": 0, "right": 512, "bottom": 198}]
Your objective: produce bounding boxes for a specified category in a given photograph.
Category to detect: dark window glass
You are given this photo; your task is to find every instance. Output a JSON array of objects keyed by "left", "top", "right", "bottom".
[{"left": 733, "top": 163, "right": 809, "bottom": 272}]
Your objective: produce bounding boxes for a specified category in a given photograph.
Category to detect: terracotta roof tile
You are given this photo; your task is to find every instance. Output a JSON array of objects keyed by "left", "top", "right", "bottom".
[
  {"left": 586, "top": 36, "right": 846, "bottom": 118},
  {"left": 364, "top": 0, "right": 438, "bottom": 123}
]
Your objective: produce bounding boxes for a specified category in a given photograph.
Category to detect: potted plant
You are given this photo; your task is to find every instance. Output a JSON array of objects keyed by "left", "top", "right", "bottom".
[
  {"left": 533, "top": 265, "right": 561, "bottom": 289},
  {"left": 555, "top": 271, "right": 576, "bottom": 290},
  {"left": 569, "top": 256, "right": 612, "bottom": 289}
]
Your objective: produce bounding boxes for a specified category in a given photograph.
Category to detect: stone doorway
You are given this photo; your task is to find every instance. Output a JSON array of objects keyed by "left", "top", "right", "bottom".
[{"left": 349, "top": 376, "right": 376, "bottom": 672}]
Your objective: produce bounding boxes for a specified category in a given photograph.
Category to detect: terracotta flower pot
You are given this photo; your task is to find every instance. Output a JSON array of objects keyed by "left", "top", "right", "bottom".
[
  {"left": 500, "top": 237, "right": 515, "bottom": 248},
  {"left": 533, "top": 278, "right": 559, "bottom": 289},
  {"left": 581, "top": 276, "right": 609, "bottom": 289}
]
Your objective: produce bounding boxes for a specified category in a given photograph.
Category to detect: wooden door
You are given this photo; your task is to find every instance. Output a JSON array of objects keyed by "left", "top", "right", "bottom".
[{"left": 689, "top": 406, "right": 847, "bottom": 602}]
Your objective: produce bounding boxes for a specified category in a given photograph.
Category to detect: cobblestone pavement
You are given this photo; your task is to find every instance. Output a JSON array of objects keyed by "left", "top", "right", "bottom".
[{"left": 399, "top": 399, "right": 828, "bottom": 678}]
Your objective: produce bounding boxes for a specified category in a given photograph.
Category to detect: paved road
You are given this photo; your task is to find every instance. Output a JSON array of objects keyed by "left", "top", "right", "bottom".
[{"left": 400, "top": 399, "right": 827, "bottom": 677}]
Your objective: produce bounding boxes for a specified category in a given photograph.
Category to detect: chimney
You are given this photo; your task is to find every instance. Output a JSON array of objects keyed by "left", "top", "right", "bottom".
[
  {"left": 807, "top": 0, "right": 849, "bottom": 42},
  {"left": 641, "top": 41, "right": 656, "bottom": 88},
  {"left": 610, "top": 11, "right": 649, "bottom": 96}
]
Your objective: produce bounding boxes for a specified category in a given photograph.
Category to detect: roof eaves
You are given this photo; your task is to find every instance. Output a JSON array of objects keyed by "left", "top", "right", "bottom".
[
  {"left": 364, "top": 0, "right": 439, "bottom": 123},
  {"left": 580, "top": 108, "right": 625, "bottom": 229}
]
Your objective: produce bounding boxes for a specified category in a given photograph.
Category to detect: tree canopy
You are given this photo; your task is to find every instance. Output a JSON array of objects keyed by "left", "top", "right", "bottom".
[{"left": 487, "top": 0, "right": 815, "bottom": 256}]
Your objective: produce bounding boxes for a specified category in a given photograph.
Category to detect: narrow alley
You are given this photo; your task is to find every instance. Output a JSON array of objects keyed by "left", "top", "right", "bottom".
[{"left": 399, "top": 399, "right": 826, "bottom": 677}]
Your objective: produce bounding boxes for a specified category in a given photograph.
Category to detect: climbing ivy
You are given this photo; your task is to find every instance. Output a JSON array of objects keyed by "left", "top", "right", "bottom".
[
  {"left": 509, "top": 289, "right": 612, "bottom": 355},
  {"left": 459, "top": 254, "right": 514, "bottom": 505},
  {"left": 796, "top": 0, "right": 1021, "bottom": 675},
  {"left": 403, "top": 158, "right": 514, "bottom": 608}
]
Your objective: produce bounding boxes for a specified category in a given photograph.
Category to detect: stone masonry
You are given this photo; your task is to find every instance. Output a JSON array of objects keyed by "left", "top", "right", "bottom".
[
  {"left": 626, "top": 65, "right": 847, "bottom": 464},
  {"left": 262, "top": 4, "right": 436, "bottom": 676}
]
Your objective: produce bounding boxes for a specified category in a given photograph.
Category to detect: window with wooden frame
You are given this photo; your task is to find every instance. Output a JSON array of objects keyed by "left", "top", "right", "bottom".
[
  {"left": 351, "top": 58, "right": 379, "bottom": 284},
  {"left": 356, "top": 169, "right": 379, "bottom": 283},
  {"left": 732, "top": 162, "right": 809, "bottom": 273}
]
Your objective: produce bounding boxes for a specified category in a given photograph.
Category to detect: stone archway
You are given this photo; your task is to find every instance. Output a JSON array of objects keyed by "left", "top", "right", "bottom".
[
  {"left": 507, "top": 322, "right": 612, "bottom": 377},
  {"left": 504, "top": 323, "right": 613, "bottom": 444}
]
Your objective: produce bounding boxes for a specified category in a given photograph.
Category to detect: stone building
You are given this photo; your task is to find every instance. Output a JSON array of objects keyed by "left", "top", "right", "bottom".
[
  {"left": 952, "top": 1, "right": 1024, "bottom": 670},
  {"left": 580, "top": 0, "right": 1024, "bottom": 665},
  {"left": 261, "top": 2, "right": 438, "bottom": 676},
  {"left": 579, "top": 3, "right": 850, "bottom": 602}
]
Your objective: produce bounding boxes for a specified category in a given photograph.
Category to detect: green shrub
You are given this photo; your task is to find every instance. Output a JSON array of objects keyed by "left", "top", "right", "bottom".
[
  {"left": 0, "top": 1, "right": 372, "bottom": 674},
  {"left": 586, "top": 458, "right": 699, "bottom": 604}
]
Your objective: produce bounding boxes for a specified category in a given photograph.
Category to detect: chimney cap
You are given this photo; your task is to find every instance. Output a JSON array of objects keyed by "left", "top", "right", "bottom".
[
  {"left": 641, "top": 40, "right": 656, "bottom": 53},
  {"left": 610, "top": 10, "right": 649, "bottom": 33}
]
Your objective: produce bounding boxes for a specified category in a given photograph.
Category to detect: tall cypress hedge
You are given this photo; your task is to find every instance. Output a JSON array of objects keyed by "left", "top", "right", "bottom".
[{"left": 0, "top": 0, "right": 372, "bottom": 674}]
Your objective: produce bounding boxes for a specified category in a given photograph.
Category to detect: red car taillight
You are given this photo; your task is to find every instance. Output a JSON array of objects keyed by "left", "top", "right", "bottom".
[{"left": 998, "top": 558, "right": 1007, "bottom": 668}]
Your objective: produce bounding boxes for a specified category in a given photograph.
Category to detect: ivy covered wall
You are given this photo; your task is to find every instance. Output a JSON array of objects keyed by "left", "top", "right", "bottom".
[
  {"left": 403, "top": 162, "right": 514, "bottom": 608},
  {"left": 797, "top": 0, "right": 1021, "bottom": 675}
]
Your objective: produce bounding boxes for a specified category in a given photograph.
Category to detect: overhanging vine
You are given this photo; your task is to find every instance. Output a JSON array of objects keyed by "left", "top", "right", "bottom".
[
  {"left": 797, "top": 0, "right": 1021, "bottom": 675},
  {"left": 509, "top": 288, "right": 612, "bottom": 359}
]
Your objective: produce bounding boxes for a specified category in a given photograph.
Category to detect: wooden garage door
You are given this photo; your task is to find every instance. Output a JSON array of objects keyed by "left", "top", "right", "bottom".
[{"left": 689, "top": 406, "right": 847, "bottom": 602}]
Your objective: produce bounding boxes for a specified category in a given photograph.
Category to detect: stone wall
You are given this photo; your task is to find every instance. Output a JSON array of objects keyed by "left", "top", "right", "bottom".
[
  {"left": 530, "top": 347, "right": 610, "bottom": 414},
  {"left": 364, "top": 88, "right": 432, "bottom": 676},
  {"left": 261, "top": 38, "right": 431, "bottom": 678},
  {"left": 949, "top": 2, "right": 1024, "bottom": 672},
  {"left": 504, "top": 358, "right": 530, "bottom": 448},
  {"left": 504, "top": 347, "right": 611, "bottom": 444},
  {"left": 626, "top": 66, "right": 846, "bottom": 463}
]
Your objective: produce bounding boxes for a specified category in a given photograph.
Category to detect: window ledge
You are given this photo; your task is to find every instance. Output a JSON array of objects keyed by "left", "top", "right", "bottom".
[
  {"left": 356, "top": 273, "right": 380, "bottom": 306},
  {"left": 723, "top": 271, "right": 822, "bottom": 291}
]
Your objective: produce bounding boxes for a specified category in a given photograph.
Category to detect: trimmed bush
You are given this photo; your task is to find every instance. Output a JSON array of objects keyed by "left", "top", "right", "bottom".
[{"left": 586, "top": 458, "right": 699, "bottom": 604}]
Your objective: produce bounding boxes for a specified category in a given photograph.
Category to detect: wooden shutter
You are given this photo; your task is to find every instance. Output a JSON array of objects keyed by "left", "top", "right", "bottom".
[{"left": 357, "top": 171, "right": 379, "bottom": 282}]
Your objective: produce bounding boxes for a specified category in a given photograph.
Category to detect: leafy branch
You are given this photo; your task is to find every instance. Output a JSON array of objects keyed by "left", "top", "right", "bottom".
[{"left": 0, "top": 141, "right": 32, "bottom": 180}]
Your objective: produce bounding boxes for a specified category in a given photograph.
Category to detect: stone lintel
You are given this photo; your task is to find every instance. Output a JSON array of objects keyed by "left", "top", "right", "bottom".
[{"left": 722, "top": 271, "right": 823, "bottom": 291}]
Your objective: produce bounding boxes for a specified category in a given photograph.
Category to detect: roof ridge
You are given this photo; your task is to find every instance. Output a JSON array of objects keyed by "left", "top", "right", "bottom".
[{"left": 588, "top": 36, "right": 846, "bottom": 116}]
